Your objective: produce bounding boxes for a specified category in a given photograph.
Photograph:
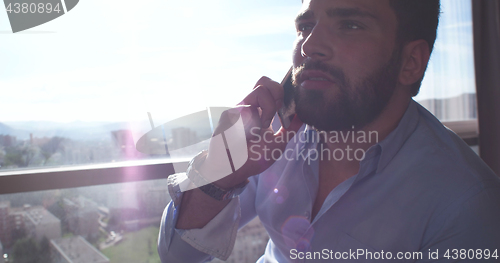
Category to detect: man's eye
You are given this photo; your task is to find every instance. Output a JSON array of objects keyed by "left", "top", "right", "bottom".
[
  {"left": 297, "top": 24, "right": 313, "bottom": 32},
  {"left": 340, "top": 21, "right": 364, "bottom": 30}
]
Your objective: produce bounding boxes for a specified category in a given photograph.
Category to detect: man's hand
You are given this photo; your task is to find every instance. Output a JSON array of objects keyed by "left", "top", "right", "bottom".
[
  {"left": 176, "top": 76, "right": 302, "bottom": 230},
  {"left": 200, "top": 76, "right": 303, "bottom": 189}
]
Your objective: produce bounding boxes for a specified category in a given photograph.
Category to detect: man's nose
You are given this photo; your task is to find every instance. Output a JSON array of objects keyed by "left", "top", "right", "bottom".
[{"left": 301, "top": 25, "right": 333, "bottom": 61}]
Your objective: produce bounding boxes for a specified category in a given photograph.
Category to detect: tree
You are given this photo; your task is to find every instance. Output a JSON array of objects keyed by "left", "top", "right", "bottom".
[
  {"left": 11, "top": 227, "right": 27, "bottom": 242},
  {"left": 38, "top": 236, "right": 51, "bottom": 263},
  {"left": 41, "top": 136, "right": 66, "bottom": 164},
  {"left": 3, "top": 145, "right": 37, "bottom": 167},
  {"left": 11, "top": 238, "right": 39, "bottom": 263},
  {"left": 11, "top": 237, "right": 51, "bottom": 263},
  {"left": 4, "top": 150, "right": 24, "bottom": 167}
]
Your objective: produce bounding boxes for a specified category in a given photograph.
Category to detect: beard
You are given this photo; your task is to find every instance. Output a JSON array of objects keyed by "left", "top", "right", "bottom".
[{"left": 292, "top": 50, "right": 402, "bottom": 132}]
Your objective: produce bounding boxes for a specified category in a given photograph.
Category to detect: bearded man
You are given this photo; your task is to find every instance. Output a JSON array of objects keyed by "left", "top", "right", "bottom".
[{"left": 159, "top": 0, "right": 500, "bottom": 262}]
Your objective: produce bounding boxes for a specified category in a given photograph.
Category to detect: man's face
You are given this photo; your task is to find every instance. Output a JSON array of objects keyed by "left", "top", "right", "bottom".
[{"left": 292, "top": 0, "right": 401, "bottom": 131}]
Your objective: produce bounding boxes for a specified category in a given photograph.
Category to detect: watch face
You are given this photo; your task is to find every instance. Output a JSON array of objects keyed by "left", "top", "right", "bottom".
[
  {"left": 197, "top": 178, "right": 249, "bottom": 201},
  {"left": 199, "top": 184, "right": 225, "bottom": 201}
]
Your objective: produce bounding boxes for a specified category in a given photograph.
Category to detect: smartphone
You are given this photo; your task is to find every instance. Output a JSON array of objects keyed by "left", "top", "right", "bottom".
[{"left": 277, "top": 67, "right": 296, "bottom": 129}]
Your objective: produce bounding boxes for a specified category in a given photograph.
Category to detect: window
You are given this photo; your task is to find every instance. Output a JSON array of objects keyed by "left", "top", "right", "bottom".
[
  {"left": 0, "top": 0, "right": 480, "bottom": 261},
  {"left": 417, "top": 0, "right": 477, "bottom": 122},
  {"left": 415, "top": 0, "right": 478, "bottom": 146},
  {"left": 0, "top": 0, "right": 302, "bottom": 172},
  {"left": 1, "top": 0, "right": 300, "bottom": 261}
]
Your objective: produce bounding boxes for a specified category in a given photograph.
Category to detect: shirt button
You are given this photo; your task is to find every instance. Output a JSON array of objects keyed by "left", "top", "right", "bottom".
[{"left": 304, "top": 211, "right": 310, "bottom": 219}]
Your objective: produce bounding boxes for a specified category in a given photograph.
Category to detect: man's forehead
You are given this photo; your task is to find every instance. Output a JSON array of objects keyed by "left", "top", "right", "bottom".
[
  {"left": 298, "top": 0, "right": 393, "bottom": 19},
  {"left": 297, "top": 0, "right": 397, "bottom": 31}
]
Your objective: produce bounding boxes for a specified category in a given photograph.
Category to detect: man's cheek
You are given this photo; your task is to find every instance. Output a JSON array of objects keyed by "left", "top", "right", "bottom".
[{"left": 292, "top": 40, "right": 305, "bottom": 66}]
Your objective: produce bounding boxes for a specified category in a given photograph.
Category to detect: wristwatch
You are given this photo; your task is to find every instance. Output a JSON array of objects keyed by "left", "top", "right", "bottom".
[{"left": 186, "top": 150, "right": 249, "bottom": 201}]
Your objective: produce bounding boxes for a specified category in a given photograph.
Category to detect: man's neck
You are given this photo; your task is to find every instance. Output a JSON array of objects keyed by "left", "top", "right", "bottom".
[
  {"left": 311, "top": 94, "right": 411, "bottom": 221},
  {"left": 320, "top": 92, "right": 411, "bottom": 173}
]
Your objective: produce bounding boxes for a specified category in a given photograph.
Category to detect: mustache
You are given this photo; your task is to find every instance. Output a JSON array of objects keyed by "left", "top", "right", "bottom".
[{"left": 292, "top": 60, "right": 348, "bottom": 88}]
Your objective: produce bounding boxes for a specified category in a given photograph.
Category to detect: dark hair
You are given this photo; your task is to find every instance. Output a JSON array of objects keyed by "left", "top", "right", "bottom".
[{"left": 389, "top": 0, "right": 441, "bottom": 96}]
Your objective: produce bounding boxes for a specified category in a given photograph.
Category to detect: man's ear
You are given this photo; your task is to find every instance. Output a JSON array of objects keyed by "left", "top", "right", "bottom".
[{"left": 398, "top": 40, "right": 430, "bottom": 86}]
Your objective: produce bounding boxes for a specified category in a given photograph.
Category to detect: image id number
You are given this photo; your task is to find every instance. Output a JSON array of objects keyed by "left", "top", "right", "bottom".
[
  {"left": 6, "top": 3, "right": 61, "bottom": 14},
  {"left": 444, "top": 249, "right": 498, "bottom": 260}
]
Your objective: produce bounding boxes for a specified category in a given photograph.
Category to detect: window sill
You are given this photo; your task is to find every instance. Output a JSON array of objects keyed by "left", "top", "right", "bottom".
[
  {"left": 0, "top": 158, "right": 189, "bottom": 194},
  {"left": 443, "top": 119, "right": 479, "bottom": 145}
]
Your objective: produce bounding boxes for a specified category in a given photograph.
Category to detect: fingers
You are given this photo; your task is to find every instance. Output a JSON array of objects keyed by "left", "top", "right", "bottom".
[
  {"left": 213, "top": 106, "right": 260, "bottom": 137},
  {"left": 253, "top": 77, "right": 284, "bottom": 99},
  {"left": 240, "top": 77, "right": 284, "bottom": 129}
]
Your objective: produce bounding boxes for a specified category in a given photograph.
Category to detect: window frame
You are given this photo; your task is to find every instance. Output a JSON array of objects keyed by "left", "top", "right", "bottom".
[{"left": 0, "top": 159, "right": 185, "bottom": 194}]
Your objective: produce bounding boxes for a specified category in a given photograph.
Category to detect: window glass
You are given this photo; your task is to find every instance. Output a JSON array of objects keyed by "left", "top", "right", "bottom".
[
  {"left": 0, "top": 0, "right": 479, "bottom": 261},
  {"left": 415, "top": 0, "right": 477, "bottom": 121},
  {"left": 0, "top": 179, "right": 269, "bottom": 262},
  {"left": 0, "top": 0, "right": 477, "bottom": 173},
  {"left": 0, "top": 0, "right": 302, "bottom": 171}
]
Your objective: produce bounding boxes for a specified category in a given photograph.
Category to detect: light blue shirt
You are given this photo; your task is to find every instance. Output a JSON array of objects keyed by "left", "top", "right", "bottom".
[{"left": 158, "top": 100, "right": 500, "bottom": 262}]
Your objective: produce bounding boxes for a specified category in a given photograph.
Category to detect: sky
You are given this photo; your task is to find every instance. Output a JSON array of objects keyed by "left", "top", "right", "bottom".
[{"left": 0, "top": 0, "right": 475, "bottom": 124}]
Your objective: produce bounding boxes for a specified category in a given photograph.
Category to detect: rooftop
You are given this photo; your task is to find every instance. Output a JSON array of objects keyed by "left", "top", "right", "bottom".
[
  {"left": 0, "top": 201, "right": 9, "bottom": 209},
  {"left": 24, "top": 206, "right": 60, "bottom": 226},
  {"left": 51, "top": 236, "right": 109, "bottom": 263}
]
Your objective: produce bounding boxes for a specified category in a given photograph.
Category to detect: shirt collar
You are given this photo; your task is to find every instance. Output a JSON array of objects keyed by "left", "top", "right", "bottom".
[
  {"left": 376, "top": 99, "right": 419, "bottom": 173},
  {"left": 304, "top": 123, "right": 315, "bottom": 135}
]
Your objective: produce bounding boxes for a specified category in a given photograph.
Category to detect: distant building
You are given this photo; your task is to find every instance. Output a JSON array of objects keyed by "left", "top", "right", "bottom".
[
  {"left": 107, "top": 187, "right": 139, "bottom": 211},
  {"left": 0, "top": 202, "right": 9, "bottom": 248},
  {"left": 6, "top": 209, "right": 25, "bottom": 247},
  {"left": 23, "top": 205, "right": 62, "bottom": 242},
  {"left": 63, "top": 196, "right": 100, "bottom": 241},
  {"left": 29, "top": 134, "right": 50, "bottom": 147},
  {"left": 0, "top": 203, "right": 61, "bottom": 248},
  {"left": 0, "top": 148, "right": 5, "bottom": 168},
  {"left": 212, "top": 217, "right": 270, "bottom": 263},
  {"left": 50, "top": 235, "right": 109, "bottom": 263},
  {"left": 0, "top": 135, "right": 16, "bottom": 147},
  {"left": 111, "top": 130, "right": 141, "bottom": 159},
  {"left": 142, "top": 185, "right": 170, "bottom": 217},
  {"left": 0, "top": 239, "right": 4, "bottom": 263}
]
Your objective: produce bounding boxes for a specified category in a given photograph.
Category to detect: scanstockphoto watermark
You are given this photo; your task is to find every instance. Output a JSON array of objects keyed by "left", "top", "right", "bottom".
[
  {"left": 290, "top": 248, "right": 424, "bottom": 260},
  {"left": 248, "top": 127, "right": 379, "bottom": 163},
  {"left": 290, "top": 248, "right": 500, "bottom": 261}
]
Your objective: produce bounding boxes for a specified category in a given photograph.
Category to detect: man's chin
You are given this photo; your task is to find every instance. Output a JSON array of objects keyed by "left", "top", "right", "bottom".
[
  {"left": 299, "top": 80, "right": 337, "bottom": 91},
  {"left": 295, "top": 106, "right": 351, "bottom": 132},
  {"left": 295, "top": 97, "right": 382, "bottom": 132},
  {"left": 300, "top": 118, "right": 355, "bottom": 132}
]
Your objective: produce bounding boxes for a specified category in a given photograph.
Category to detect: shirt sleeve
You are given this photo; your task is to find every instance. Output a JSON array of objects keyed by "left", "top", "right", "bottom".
[{"left": 158, "top": 173, "right": 259, "bottom": 262}]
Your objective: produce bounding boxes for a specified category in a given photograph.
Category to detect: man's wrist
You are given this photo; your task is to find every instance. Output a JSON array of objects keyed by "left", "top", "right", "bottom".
[
  {"left": 210, "top": 174, "right": 249, "bottom": 190},
  {"left": 187, "top": 150, "right": 249, "bottom": 201}
]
